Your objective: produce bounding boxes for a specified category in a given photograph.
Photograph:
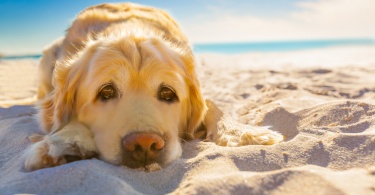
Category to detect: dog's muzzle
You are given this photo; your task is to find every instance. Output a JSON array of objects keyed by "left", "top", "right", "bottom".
[{"left": 122, "top": 132, "right": 165, "bottom": 168}]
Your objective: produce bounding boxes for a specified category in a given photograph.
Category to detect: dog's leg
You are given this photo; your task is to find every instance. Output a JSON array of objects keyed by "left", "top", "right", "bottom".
[
  {"left": 24, "top": 120, "right": 97, "bottom": 171},
  {"left": 203, "top": 100, "right": 283, "bottom": 146}
]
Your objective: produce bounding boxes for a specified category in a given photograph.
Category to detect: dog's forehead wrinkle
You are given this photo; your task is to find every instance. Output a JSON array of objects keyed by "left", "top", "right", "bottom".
[
  {"left": 81, "top": 43, "right": 136, "bottom": 88},
  {"left": 136, "top": 42, "right": 144, "bottom": 72},
  {"left": 91, "top": 28, "right": 186, "bottom": 75},
  {"left": 117, "top": 37, "right": 142, "bottom": 71},
  {"left": 141, "top": 40, "right": 165, "bottom": 63}
]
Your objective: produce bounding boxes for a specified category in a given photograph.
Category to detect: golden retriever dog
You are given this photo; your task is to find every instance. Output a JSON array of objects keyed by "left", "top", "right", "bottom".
[{"left": 24, "top": 3, "right": 283, "bottom": 171}]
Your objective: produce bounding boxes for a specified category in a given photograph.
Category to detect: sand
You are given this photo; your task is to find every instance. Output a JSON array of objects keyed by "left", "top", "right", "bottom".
[{"left": 1, "top": 45, "right": 375, "bottom": 194}]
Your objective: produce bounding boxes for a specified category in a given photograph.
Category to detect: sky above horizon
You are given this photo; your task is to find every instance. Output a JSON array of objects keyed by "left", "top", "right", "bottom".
[{"left": 0, "top": 0, "right": 374, "bottom": 55}]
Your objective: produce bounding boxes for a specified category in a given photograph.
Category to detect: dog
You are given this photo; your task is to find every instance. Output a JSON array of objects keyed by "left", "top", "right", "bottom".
[{"left": 24, "top": 3, "right": 283, "bottom": 171}]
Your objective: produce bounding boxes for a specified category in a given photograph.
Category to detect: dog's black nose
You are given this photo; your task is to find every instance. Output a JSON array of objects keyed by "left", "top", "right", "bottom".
[{"left": 123, "top": 133, "right": 164, "bottom": 165}]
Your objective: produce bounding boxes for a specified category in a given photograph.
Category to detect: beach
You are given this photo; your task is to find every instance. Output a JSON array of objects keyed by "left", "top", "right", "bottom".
[{"left": 1, "top": 45, "right": 375, "bottom": 194}]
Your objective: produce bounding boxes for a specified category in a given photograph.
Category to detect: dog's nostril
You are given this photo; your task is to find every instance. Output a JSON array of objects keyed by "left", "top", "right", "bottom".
[
  {"left": 134, "top": 144, "right": 142, "bottom": 152},
  {"left": 151, "top": 143, "right": 156, "bottom": 150},
  {"left": 151, "top": 141, "right": 164, "bottom": 151}
]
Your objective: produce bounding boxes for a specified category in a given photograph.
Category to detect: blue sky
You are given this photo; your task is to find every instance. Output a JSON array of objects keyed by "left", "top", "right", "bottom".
[{"left": 0, "top": 0, "right": 374, "bottom": 55}]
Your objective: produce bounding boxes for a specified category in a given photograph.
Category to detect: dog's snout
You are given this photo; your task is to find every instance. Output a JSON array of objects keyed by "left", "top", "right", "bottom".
[{"left": 123, "top": 133, "right": 165, "bottom": 165}]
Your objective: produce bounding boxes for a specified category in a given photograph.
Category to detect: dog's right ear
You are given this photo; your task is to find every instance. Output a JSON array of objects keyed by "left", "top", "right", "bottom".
[
  {"left": 37, "top": 45, "right": 96, "bottom": 133},
  {"left": 37, "top": 60, "right": 77, "bottom": 133}
]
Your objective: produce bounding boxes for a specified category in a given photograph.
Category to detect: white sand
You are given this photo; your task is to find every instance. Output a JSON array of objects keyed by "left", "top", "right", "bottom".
[
  {"left": 0, "top": 59, "right": 38, "bottom": 107},
  {"left": 1, "top": 45, "right": 375, "bottom": 194}
]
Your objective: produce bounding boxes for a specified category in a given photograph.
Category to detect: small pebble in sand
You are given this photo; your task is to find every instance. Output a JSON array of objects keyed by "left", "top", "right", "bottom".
[
  {"left": 344, "top": 116, "right": 353, "bottom": 122},
  {"left": 367, "top": 167, "right": 375, "bottom": 175},
  {"left": 133, "top": 163, "right": 161, "bottom": 171},
  {"left": 145, "top": 163, "right": 162, "bottom": 172},
  {"left": 282, "top": 152, "right": 289, "bottom": 163}
]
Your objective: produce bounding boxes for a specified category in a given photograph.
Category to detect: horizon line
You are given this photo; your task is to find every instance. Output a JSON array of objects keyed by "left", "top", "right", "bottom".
[{"left": 1, "top": 38, "right": 374, "bottom": 57}]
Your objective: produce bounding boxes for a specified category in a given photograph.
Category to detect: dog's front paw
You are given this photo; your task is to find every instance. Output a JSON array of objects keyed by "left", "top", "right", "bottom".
[
  {"left": 24, "top": 135, "right": 96, "bottom": 171},
  {"left": 24, "top": 136, "right": 67, "bottom": 171},
  {"left": 24, "top": 122, "right": 97, "bottom": 171}
]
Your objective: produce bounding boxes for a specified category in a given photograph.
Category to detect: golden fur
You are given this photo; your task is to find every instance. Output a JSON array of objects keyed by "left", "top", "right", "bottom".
[{"left": 25, "top": 3, "right": 283, "bottom": 171}]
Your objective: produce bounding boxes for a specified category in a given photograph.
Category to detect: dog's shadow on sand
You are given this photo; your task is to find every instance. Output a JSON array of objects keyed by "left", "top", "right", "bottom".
[{"left": 181, "top": 139, "right": 203, "bottom": 159}]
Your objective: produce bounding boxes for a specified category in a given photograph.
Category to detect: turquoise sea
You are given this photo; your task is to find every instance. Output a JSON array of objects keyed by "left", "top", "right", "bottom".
[
  {"left": 193, "top": 39, "right": 375, "bottom": 54},
  {"left": 1, "top": 39, "right": 374, "bottom": 59}
]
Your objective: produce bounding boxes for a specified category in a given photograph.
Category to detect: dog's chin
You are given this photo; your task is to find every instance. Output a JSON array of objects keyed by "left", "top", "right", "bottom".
[{"left": 119, "top": 153, "right": 166, "bottom": 170}]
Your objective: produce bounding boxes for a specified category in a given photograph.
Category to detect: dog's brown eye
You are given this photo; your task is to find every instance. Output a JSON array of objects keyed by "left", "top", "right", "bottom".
[
  {"left": 98, "top": 84, "right": 117, "bottom": 101},
  {"left": 158, "top": 85, "right": 178, "bottom": 103}
]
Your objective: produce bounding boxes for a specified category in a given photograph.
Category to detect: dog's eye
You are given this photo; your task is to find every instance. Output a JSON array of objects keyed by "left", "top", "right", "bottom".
[
  {"left": 158, "top": 85, "right": 178, "bottom": 103},
  {"left": 98, "top": 84, "right": 117, "bottom": 101}
]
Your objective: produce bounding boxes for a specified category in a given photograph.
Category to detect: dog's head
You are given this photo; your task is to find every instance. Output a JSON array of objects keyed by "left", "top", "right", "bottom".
[{"left": 38, "top": 30, "right": 207, "bottom": 168}]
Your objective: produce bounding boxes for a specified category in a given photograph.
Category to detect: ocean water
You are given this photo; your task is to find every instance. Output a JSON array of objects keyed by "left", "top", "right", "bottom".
[
  {"left": 193, "top": 39, "right": 375, "bottom": 54},
  {"left": 1, "top": 39, "right": 374, "bottom": 59},
  {"left": 0, "top": 54, "right": 42, "bottom": 60}
]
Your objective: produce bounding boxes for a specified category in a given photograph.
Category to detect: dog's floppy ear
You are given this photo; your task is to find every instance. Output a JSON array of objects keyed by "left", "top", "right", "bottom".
[
  {"left": 37, "top": 61, "right": 77, "bottom": 133},
  {"left": 37, "top": 47, "right": 94, "bottom": 133},
  {"left": 180, "top": 53, "right": 208, "bottom": 140},
  {"left": 140, "top": 39, "right": 208, "bottom": 139},
  {"left": 179, "top": 54, "right": 225, "bottom": 141},
  {"left": 184, "top": 78, "right": 207, "bottom": 139}
]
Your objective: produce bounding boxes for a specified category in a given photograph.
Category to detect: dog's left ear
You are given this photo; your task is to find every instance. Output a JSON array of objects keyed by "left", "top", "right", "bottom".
[
  {"left": 143, "top": 39, "right": 207, "bottom": 139},
  {"left": 185, "top": 78, "right": 207, "bottom": 139},
  {"left": 178, "top": 52, "right": 207, "bottom": 139}
]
